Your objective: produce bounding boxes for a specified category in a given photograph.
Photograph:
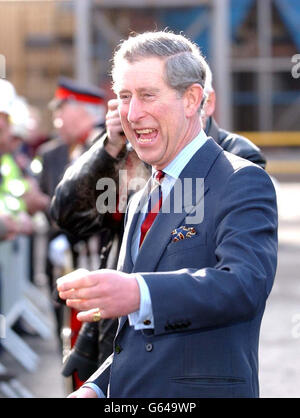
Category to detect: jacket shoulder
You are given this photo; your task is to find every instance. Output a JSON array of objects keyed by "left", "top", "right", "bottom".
[
  {"left": 217, "top": 129, "right": 266, "bottom": 168},
  {"left": 206, "top": 118, "right": 266, "bottom": 169},
  {"left": 37, "top": 137, "right": 67, "bottom": 157}
]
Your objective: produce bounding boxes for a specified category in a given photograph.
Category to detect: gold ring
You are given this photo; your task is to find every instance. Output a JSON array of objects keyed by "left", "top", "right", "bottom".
[{"left": 92, "top": 310, "right": 101, "bottom": 322}]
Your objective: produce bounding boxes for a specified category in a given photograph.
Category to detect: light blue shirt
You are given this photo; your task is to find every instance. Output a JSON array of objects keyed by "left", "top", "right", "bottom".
[
  {"left": 82, "top": 382, "right": 105, "bottom": 398},
  {"left": 128, "top": 130, "right": 208, "bottom": 330}
]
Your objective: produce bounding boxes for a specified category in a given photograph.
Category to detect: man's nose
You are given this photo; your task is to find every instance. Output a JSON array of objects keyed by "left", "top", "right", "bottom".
[{"left": 127, "top": 97, "right": 144, "bottom": 123}]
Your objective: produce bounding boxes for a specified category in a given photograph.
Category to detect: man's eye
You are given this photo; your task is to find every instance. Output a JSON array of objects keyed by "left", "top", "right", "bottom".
[
  {"left": 120, "top": 95, "right": 130, "bottom": 101},
  {"left": 143, "top": 93, "right": 154, "bottom": 100}
]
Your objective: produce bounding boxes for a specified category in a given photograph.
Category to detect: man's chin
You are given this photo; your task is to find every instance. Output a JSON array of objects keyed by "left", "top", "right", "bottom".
[{"left": 134, "top": 151, "right": 156, "bottom": 167}]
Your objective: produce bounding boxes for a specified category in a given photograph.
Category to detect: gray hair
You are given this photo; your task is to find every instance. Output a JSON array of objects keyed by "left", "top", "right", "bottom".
[
  {"left": 112, "top": 31, "right": 207, "bottom": 97},
  {"left": 203, "top": 60, "right": 214, "bottom": 95}
]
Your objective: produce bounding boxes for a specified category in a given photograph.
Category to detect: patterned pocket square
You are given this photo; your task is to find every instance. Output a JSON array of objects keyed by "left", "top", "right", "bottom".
[{"left": 171, "top": 226, "right": 197, "bottom": 243}]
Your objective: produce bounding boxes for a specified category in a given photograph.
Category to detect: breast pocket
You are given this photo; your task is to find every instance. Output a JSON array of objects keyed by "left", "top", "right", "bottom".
[{"left": 165, "top": 232, "right": 207, "bottom": 256}]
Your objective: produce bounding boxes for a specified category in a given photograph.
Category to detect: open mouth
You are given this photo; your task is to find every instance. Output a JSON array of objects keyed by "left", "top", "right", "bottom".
[{"left": 135, "top": 128, "right": 158, "bottom": 144}]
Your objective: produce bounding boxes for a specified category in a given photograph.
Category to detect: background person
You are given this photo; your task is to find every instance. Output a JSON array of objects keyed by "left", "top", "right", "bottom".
[
  {"left": 0, "top": 79, "right": 48, "bottom": 233},
  {"left": 202, "top": 62, "right": 266, "bottom": 169},
  {"left": 37, "top": 76, "right": 107, "bottom": 349}
]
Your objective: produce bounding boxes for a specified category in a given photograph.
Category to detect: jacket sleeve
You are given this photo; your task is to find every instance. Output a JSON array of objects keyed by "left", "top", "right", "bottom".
[
  {"left": 84, "top": 353, "right": 113, "bottom": 397},
  {"left": 142, "top": 165, "right": 278, "bottom": 335},
  {"left": 50, "top": 133, "right": 125, "bottom": 239}
]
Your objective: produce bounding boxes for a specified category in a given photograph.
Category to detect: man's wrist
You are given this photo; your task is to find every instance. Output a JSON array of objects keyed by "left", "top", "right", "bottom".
[
  {"left": 104, "top": 135, "right": 126, "bottom": 159},
  {"left": 128, "top": 274, "right": 154, "bottom": 330},
  {"left": 81, "top": 383, "right": 105, "bottom": 398}
]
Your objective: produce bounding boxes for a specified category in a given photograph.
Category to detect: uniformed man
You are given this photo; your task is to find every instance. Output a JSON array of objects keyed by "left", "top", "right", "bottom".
[{"left": 37, "top": 77, "right": 107, "bottom": 350}]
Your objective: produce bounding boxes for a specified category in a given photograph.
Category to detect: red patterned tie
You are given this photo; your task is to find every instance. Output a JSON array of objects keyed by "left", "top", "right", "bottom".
[{"left": 139, "top": 170, "right": 165, "bottom": 247}]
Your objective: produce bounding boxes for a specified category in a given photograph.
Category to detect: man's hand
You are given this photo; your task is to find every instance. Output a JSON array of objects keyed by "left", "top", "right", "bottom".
[
  {"left": 0, "top": 214, "right": 19, "bottom": 241},
  {"left": 16, "top": 212, "right": 34, "bottom": 235},
  {"left": 104, "top": 99, "right": 127, "bottom": 158},
  {"left": 57, "top": 268, "right": 140, "bottom": 322},
  {"left": 23, "top": 179, "right": 50, "bottom": 215},
  {"left": 67, "top": 387, "right": 98, "bottom": 398}
]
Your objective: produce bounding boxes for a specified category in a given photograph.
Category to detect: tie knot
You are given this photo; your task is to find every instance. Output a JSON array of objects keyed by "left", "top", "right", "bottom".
[{"left": 155, "top": 170, "right": 164, "bottom": 183}]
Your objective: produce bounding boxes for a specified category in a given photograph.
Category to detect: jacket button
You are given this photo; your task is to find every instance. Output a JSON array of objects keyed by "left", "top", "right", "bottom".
[
  {"left": 115, "top": 344, "right": 122, "bottom": 354},
  {"left": 145, "top": 343, "right": 153, "bottom": 352}
]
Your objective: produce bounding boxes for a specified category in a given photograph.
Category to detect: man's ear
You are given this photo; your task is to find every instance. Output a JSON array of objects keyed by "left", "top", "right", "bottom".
[
  {"left": 183, "top": 84, "right": 204, "bottom": 118},
  {"left": 203, "top": 90, "right": 216, "bottom": 117}
]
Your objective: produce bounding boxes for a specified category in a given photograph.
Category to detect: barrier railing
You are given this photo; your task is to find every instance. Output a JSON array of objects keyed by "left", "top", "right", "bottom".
[
  {"left": 239, "top": 131, "right": 300, "bottom": 147},
  {"left": 0, "top": 235, "right": 54, "bottom": 374},
  {"left": 239, "top": 131, "right": 300, "bottom": 175}
]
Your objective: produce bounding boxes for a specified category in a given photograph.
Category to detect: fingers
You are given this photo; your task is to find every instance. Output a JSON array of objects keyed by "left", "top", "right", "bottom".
[
  {"left": 67, "top": 387, "right": 98, "bottom": 398},
  {"left": 106, "top": 111, "right": 123, "bottom": 132},
  {"left": 56, "top": 269, "right": 139, "bottom": 320},
  {"left": 65, "top": 297, "right": 103, "bottom": 313},
  {"left": 57, "top": 269, "right": 108, "bottom": 313},
  {"left": 106, "top": 99, "right": 123, "bottom": 132},
  {"left": 106, "top": 117, "right": 123, "bottom": 132},
  {"left": 106, "top": 100, "right": 120, "bottom": 122},
  {"left": 76, "top": 308, "right": 105, "bottom": 323},
  {"left": 105, "top": 98, "right": 126, "bottom": 157},
  {"left": 56, "top": 268, "right": 92, "bottom": 292},
  {"left": 58, "top": 284, "right": 97, "bottom": 301},
  {"left": 106, "top": 115, "right": 121, "bottom": 126},
  {"left": 107, "top": 98, "right": 118, "bottom": 111}
]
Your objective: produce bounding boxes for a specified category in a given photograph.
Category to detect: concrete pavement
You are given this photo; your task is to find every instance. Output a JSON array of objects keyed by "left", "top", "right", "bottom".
[{"left": 259, "top": 181, "right": 300, "bottom": 398}]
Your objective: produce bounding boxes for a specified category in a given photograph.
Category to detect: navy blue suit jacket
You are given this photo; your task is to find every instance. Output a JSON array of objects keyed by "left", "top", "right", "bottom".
[{"left": 90, "top": 138, "right": 278, "bottom": 398}]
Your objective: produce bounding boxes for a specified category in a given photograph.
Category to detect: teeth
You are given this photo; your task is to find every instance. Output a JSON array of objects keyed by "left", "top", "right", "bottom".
[
  {"left": 136, "top": 128, "right": 155, "bottom": 134},
  {"left": 139, "top": 137, "right": 152, "bottom": 143}
]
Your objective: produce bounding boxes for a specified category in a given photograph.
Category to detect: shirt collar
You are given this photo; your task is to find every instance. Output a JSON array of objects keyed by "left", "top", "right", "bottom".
[{"left": 152, "top": 129, "right": 207, "bottom": 181}]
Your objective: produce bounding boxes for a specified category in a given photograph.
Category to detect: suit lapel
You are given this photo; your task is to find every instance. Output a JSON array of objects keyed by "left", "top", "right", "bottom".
[
  {"left": 133, "top": 138, "right": 221, "bottom": 273},
  {"left": 117, "top": 138, "right": 223, "bottom": 334},
  {"left": 133, "top": 181, "right": 209, "bottom": 273},
  {"left": 117, "top": 180, "right": 151, "bottom": 273}
]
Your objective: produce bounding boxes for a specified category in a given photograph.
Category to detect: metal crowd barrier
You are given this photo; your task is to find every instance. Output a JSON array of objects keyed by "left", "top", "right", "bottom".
[
  {"left": 0, "top": 235, "right": 54, "bottom": 374},
  {"left": 0, "top": 362, "right": 33, "bottom": 398},
  {"left": 239, "top": 131, "right": 300, "bottom": 175}
]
